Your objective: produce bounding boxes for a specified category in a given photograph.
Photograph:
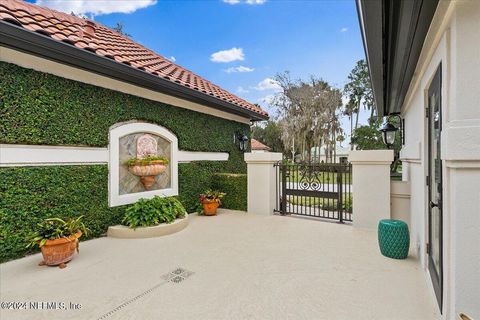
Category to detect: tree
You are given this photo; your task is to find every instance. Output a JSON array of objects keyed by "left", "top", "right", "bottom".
[
  {"left": 112, "top": 22, "right": 131, "bottom": 37},
  {"left": 272, "top": 72, "right": 343, "bottom": 162},
  {"left": 344, "top": 59, "right": 375, "bottom": 148},
  {"left": 353, "top": 117, "right": 402, "bottom": 172},
  {"left": 251, "top": 121, "right": 285, "bottom": 154}
]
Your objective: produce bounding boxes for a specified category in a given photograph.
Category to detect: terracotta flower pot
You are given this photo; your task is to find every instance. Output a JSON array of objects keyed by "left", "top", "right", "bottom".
[
  {"left": 128, "top": 161, "right": 167, "bottom": 189},
  {"left": 202, "top": 200, "right": 220, "bottom": 216},
  {"left": 40, "top": 231, "right": 82, "bottom": 268}
]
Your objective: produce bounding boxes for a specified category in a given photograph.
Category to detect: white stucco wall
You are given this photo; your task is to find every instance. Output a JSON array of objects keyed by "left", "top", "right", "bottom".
[
  {"left": 399, "top": 1, "right": 480, "bottom": 318},
  {"left": 349, "top": 150, "right": 393, "bottom": 230},
  {"left": 390, "top": 181, "right": 411, "bottom": 237},
  {"left": 244, "top": 152, "right": 282, "bottom": 215}
]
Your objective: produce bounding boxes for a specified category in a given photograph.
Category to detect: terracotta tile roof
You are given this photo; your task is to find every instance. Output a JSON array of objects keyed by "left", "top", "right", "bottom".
[
  {"left": 251, "top": 138, "right": 271, "bottom": 151},
  {"left": 0, "top": 0, "right": 268, "bottom": 119}
]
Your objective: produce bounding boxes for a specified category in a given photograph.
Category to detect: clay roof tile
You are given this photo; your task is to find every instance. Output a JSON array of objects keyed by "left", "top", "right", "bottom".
[{"left": 0, "top": 0, "right": 268, "bottom": 118}]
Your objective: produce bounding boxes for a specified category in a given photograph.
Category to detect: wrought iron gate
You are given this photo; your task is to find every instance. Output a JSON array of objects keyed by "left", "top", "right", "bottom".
[{"left": 274, "top": 162, "right": 353, "bottom": 222}]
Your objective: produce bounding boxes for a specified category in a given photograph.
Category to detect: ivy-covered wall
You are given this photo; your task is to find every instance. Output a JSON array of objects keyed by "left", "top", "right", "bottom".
[
  {"left": 0, "top": 61, "right": 249, "bottom": 262},
  {"left": 212, "top": 173, "right": 247, "bottom": 211}
]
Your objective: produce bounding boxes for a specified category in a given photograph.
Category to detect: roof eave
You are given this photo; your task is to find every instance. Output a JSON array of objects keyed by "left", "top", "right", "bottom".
[
  {"left": 356, "top": 0, "right": 385, "bottom": 117},
  {"left": 0, "top": 21, "right": 268, "bottom": 121},
  {"left": 356, "top": 0, "right": 439, "bottom": 117}
]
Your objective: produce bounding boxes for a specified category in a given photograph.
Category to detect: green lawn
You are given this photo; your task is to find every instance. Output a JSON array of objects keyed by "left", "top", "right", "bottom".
[{"left": 287, "top": 193, "right": 352, "bottom": 212}]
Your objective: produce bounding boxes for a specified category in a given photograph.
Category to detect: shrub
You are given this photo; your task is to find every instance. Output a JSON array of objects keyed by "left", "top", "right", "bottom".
[
  {"left": 122, "top": 198, "right": 159, "bottom": 229},
  {"left": 0, "top": 165, "right": 126, "bottom": 263},
  {"left": 151, "top": 196, "right": 186, "bottom": 221},
  {"left": 211, "top": 173, "right": 247, "bottom": 211},
  {"left": 122, "top": 196, "right": 187, "bottom": 229}
]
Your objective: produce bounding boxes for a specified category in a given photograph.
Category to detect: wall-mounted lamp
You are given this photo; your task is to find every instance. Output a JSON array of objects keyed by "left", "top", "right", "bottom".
[
  {"left": 234, "top": 132, "right": 249, "bottom": 151},
  {"left": 379, "top": 114, "right": 405, "bottom": 148}
]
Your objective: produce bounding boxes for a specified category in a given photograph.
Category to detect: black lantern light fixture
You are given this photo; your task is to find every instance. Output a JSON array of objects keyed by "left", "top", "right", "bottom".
[
  {"left": 379, "top": 114, "right": 404, "bottom": 148},
  {"left": 234, "top": 132, "right": 249, "bottom": 151}
]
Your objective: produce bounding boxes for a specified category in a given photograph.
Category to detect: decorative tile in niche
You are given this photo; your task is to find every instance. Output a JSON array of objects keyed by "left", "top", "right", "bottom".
[{"left": 119, "top": 132, "right": 171, "bottom": 195}]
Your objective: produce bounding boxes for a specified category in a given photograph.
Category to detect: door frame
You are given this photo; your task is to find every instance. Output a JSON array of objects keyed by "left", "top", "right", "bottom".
[{"left": 426, "top": 63, "right": 443, "bottom": 311}]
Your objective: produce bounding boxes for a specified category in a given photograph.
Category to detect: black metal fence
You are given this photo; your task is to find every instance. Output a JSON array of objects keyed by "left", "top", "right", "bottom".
[{"left": 274, "top": 162, "right": 353, "bottom": 222}]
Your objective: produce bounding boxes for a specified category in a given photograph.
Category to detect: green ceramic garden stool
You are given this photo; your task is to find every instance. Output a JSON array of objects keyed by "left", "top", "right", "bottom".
[{"left": 378, "top": 219, "right": 410, "bottom": 259}]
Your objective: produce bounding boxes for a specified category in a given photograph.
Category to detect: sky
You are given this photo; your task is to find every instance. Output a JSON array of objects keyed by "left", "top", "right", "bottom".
[{"left": 28, "top": 0, "right": 369, "bottom": 139}]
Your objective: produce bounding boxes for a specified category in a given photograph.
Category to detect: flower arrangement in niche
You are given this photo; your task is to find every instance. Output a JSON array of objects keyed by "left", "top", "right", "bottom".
[{"left": 126, "top": 134, "right": 169, "bottom": 189}]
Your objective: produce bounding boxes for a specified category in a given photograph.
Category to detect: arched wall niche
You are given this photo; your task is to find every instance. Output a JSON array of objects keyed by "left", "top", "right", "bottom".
[{"left": 109, "top": 121, "right": 178, "bottom": 207}]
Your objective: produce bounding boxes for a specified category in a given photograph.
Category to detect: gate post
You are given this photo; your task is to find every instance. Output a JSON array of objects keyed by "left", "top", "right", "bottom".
[
  {"left": 337, "top": 169, "right": 344, "bottom": 223},
  {"left": 244, "top": 152, "right": 283, "bottom": 215},
  {"left": 348, "top": 150, "right": 394, "bottom": 229}
]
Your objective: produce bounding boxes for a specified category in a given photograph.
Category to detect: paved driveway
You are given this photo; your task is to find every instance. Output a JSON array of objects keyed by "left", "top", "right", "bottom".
[{"left": 0, "top": 210, "right": 439, "bottom": 320}]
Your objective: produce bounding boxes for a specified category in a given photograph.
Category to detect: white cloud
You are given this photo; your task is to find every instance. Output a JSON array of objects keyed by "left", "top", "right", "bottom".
[
  {"left": 340, "top": 27, "right": 349, "bottom": 32},
  {"left": 167, "top": 56, "right": 176, "bottom": 62},
  {"left": 236, "top": 86, "right": 249, "bottom": 94},
  {"left": 35, "top": 0, "right": 157, "bottom": 16},
  {"left": 253, "top": 78, "right": 282, "bottom": 91},
  {"left": 210, "top": 47, "right": 245, "bottom": 63},
  {"left": 223, "top": 0, "right": 266, "bottom": 4},
  {"left": 224, "top": 66, "right": 254, "bottom": 73},
  {"left": 259, "top": 94, "right": 275, "bottom": 105}
]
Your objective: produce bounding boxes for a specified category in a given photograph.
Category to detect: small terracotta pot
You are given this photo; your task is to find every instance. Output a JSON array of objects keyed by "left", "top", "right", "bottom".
[
  {"left": 40, "top": 232, "right": 82, "bottom": 267},
  {"left": 202, "top": 200, "right": 220, "bottom": 216},
  {"left": 128, "top": 162, "right": 167, "bottom": 189}
]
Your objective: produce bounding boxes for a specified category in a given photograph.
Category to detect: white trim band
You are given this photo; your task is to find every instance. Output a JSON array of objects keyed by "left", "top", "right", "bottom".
[
  {"left": 178, "top": 151, "right": 228, "bottom": 163},
  {"left": 0, "top": 144, "right": 108, "bottom": 167},
  {"left": 0, "top": 145, "right": 229, "bottom": 167}
]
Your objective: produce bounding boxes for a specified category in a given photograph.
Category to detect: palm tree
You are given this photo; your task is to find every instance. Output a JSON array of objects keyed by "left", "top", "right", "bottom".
[{"left": 344, "top": 60, "right": 375, "bottom": 149}]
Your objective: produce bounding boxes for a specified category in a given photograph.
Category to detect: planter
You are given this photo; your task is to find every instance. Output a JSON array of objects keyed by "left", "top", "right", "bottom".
[
  {"left": 107, "top": 215, "right": 188, "bottom": 239},
  {"left": 39, "top": 231, "right": 82, "bottom": 268},
  {"left": 128, "top": 160, "right": 167, "bottom": 189},
  {"left": 202, "top": 200, "right": 220, "bottom": 216},
  {"left": 378, "top": 219, "right": 410, "bottom": 259}
]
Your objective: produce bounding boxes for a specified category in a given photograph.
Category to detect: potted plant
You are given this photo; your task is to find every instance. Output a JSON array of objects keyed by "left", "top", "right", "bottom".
[
  {"left": 28, "top": 216, "right": 88, "bottom": 269},
  {"left": 126, "top": 155, "right": 169, "bottom": 189},
  {"left": 199, "top": 190, "right": 226, "bottom": 216}
]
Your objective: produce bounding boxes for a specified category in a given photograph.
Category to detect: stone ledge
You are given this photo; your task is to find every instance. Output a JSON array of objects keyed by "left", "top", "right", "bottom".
[{"left": 107, "top": 215, "right": 188, "bottom": 239}]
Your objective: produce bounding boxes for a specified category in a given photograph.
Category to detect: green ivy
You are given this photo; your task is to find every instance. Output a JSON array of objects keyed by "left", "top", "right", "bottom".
[
  {"left": 0, "top": 61, "right": 250, "bottom": 150},
  {"left": 0, "top": 166, "right": 125, "bottom": 262},
  {"left": 211, "top": 173, "right": 247, "bottom": 211},
  {"left": 0, "top": 62, "right": 250, "bottom": 262}
]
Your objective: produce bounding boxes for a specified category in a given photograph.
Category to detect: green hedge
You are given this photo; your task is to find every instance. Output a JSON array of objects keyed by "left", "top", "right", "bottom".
[
  {"left": 212, "top": 173, "right": 247, "bottom": 211},
  {"left": 0, "top": 61, "right": 249, "bottom": 151},
  {"left": 0, "top": 62, "right": 250, "bottom": 262},
  {"left": 0, "top": 166, "right": 125, "bottom": 262}
]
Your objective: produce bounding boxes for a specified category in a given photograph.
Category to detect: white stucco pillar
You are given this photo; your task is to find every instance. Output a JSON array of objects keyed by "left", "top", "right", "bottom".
[
  {"left": 349, "top": 150, "right": 394, "bottom": 229},
  {"left": 244, "top": 152, "right": 283, "bottom": 215}
]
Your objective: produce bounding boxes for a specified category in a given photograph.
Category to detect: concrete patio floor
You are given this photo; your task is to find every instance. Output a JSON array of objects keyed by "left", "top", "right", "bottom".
[{"left": 0, "top": 210, "right": 439, "bottom": 320}]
